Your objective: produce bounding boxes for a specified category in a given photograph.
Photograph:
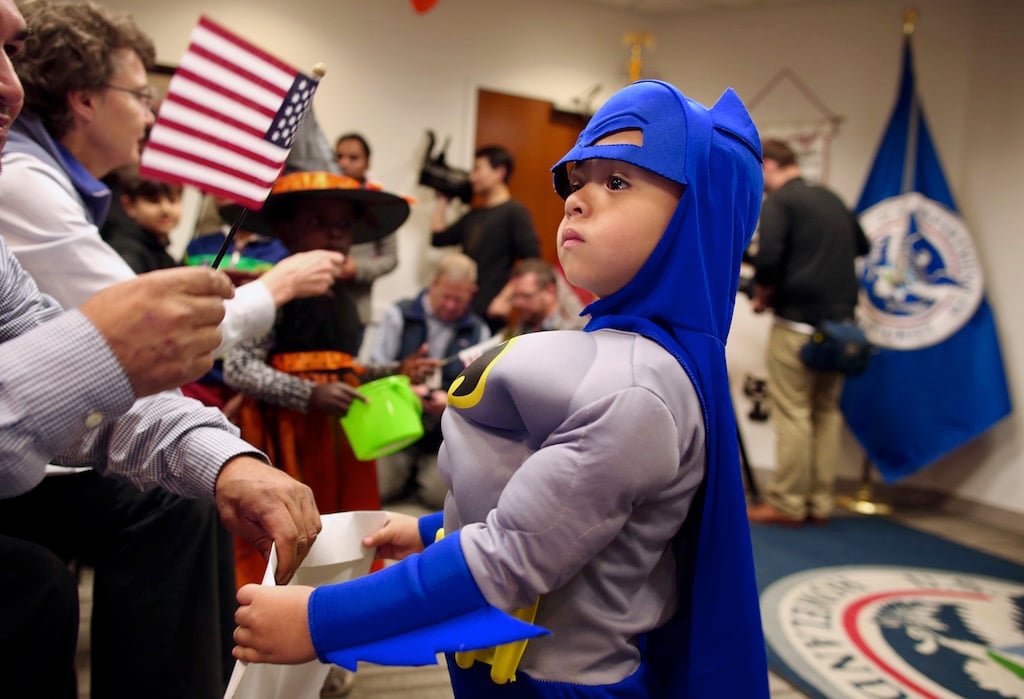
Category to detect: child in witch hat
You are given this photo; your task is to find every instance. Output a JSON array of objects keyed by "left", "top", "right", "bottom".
[{"left": 222, "top": 171, "right": 437, "bottom": 587}]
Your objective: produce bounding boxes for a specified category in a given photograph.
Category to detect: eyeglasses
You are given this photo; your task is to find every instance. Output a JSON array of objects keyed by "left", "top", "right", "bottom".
[{"left": 104, "top": 84, "right": 156, "bottom": 109}]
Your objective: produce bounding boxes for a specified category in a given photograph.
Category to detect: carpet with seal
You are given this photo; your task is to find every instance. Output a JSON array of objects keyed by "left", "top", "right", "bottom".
[{"left": 750, "top": 516, "right": 1024, "bottom": 699}]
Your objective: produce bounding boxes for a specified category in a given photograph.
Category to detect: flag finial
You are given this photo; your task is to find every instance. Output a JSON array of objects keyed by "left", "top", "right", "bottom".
[
  {"left": 313, "top": 63, "right": 327, "bottom": 79},
  {"left": 622, "top": 32, "right": 655, "bottom": 83},
  {"left": 902, "top": 7, "right": 918, "bottom": 36}
]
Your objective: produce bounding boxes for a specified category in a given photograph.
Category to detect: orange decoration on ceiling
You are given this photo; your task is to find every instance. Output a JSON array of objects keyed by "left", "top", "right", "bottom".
[{"left": 411, "top": 0, "right": 439, "bottom": 13}]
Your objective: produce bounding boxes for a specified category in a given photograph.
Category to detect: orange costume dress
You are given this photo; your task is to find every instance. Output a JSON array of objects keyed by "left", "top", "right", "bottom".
[{"left": 225, "top": 291, "right": 387, "bottom": 586}]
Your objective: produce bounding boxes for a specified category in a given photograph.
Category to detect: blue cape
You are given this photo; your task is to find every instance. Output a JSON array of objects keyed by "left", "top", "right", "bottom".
[{"left": 553, "top": 80, "right": 769, "bottom": 698}]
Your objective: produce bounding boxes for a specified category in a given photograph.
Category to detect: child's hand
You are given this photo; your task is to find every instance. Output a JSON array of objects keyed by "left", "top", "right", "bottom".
[
  {"left": 233, "top": 584, "right": 317, "bottom": 664},
  {"left": 363, "top": 512, "right": 425, "bottom": 560},
  {"left": 309, "top": 382, "right": 367, "bottom": 416}
]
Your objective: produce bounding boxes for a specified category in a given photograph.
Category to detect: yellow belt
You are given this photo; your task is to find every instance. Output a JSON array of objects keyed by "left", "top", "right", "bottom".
[{"left": 433, "top": 527, "right": 540, "bottom": 684}]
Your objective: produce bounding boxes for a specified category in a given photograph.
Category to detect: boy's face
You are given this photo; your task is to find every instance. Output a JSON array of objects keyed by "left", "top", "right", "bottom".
[
  {"left": 556, "top": 130, "right": 684, "bottom": 298},
  {"left": 278, "top": 198, "right": 356, "bottom": 255},
  {"left": 121, "top": 191, "right": 182, "bottom": 238},
  {"left": 335, "top": 138, "right": 369, "bottom": 182}
]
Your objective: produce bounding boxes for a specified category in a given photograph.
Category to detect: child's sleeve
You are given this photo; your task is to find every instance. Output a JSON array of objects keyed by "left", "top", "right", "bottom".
[
  {"left": 417, "top": 511, "right": 444, "bottom": 547},
  {"left": 307, "top": 532, "right": 547, "bottom": 669}
]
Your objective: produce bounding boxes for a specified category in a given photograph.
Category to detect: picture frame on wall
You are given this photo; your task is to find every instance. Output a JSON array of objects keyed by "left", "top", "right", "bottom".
[{"left": 149, "top": 63, "right": 175, "bottom": 109}]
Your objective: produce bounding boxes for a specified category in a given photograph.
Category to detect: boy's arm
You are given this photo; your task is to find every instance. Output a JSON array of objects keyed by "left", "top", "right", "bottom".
[
  {"left": 232, "top": 532, "right": 545, "bottom": 667},
  {"left": 308, "top": 533, "right": 546, "bottom": 669}
]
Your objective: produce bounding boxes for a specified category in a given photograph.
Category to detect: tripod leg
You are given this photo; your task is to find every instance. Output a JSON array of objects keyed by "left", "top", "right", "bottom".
[{"left": 736, "top": 415, "right": 759, "bottom": 502}]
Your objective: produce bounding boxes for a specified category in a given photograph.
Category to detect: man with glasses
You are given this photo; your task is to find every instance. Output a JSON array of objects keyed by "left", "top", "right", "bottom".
[
  {"left": 497, "top": 257, "right": 588, "bottom": 337},
  {"left": 0, "top": 2, "right": 327, "bottom": 697}
]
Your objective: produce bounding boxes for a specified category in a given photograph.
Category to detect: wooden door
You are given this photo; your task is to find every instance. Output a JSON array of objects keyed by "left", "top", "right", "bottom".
[{"left": 474, "top": 89, "right": 588, "bottom": 269}]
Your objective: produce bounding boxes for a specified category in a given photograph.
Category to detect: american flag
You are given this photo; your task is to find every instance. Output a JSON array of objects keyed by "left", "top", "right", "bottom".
[{"left": 139, "top": 16, "right": 318, "bottom": 210}]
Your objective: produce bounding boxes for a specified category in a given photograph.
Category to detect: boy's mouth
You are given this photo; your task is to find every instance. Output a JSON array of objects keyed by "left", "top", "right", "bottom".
[{"left": 561, "top": 228, "right": 583, "bottom": 246}]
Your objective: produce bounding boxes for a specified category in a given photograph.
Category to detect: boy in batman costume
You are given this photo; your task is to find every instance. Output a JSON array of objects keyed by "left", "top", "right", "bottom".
[{"left": 232, "top": 80, "right": 769, "bottom": 698}]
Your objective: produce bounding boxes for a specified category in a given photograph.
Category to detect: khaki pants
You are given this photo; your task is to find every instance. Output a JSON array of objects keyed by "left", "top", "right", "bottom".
[{"left": 765, "top": 323, "right": 845, "bottom": 519}]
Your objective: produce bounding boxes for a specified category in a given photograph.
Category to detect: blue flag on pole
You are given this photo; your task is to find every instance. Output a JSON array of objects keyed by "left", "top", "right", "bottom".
[{"left": 840, "top": 37, "right": 1012, "bottom": 481}]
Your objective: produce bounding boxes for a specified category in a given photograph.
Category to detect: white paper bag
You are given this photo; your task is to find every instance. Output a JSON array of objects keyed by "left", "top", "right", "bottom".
[{"left": 224, "top": 510, "right": 389, "bottom": 699}]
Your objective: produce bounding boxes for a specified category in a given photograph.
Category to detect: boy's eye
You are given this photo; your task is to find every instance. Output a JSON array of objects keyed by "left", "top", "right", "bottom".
[
  {"left": 567, "top": 181, "right": 583, "bottom": 194},
  {"left": 607, "top": 175, "right": 628, "bottom": 190}
]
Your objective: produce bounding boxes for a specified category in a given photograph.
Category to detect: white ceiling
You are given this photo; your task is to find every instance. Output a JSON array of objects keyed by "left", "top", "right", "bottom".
[{"left": 570, "top": 0, "right": 844, "bottom": 15}]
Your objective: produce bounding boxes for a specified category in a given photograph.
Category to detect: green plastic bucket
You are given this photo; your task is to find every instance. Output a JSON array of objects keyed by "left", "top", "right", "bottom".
[{"left": 340, "top": 375, "right": 424, "bottom": 461}]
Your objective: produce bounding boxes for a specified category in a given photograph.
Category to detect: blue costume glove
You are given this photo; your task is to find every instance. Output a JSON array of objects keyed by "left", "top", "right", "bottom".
[
  {"left": 309, "top": 532, "right": 548, "bottom": 670},
  {"left": 417, "top": 511, "right": 444, "bottom": 546}
]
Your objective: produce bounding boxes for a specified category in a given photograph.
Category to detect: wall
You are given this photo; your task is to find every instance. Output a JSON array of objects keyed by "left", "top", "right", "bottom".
[{"left": 103, "top": 0, "right": 1023, "bottom": 515}]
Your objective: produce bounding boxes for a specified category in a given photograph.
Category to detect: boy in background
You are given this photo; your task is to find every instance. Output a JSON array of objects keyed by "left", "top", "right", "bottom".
[
  {"left": 232, "top": 81, "right": 769, "bottom": 698},
  {"left": 102, "top": 175, "right": 183, "bottom": 274}
]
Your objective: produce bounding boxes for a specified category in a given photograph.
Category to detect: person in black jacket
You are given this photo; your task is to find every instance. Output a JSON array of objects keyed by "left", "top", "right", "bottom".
[{"left": 748, "top": 138, "right": 870, "bottom": 526}]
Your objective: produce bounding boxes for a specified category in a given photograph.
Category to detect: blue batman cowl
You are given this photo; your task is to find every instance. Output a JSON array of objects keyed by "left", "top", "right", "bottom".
[{"left": 553, "top": 80, "right": 769, "bottom": 698}]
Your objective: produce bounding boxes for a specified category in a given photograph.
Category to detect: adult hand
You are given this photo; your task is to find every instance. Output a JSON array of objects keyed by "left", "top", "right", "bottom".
[
  {"left": 363, "top": 512, "right": 425, "bottom": 560},
  {"left": 309, "top": 382, "right": 367, "bottom": 416},
  {"left": 260, "top": 250, "right": 346, "bottom": 306},
  {"left": 215, "top": 456, "right": 322, "bottom": 585},
  {"left": 233, "top": 584, "right": 317, "bottom": 664},
  {"left": 398, "top": 344, "right": 441, "bottom": 384},
  {"left": 80, "top": 266, "right": 234, "bottom": 397}
]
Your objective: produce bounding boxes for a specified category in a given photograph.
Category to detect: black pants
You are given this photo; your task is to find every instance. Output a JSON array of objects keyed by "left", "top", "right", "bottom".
[
  {"left": 0, "top": 535, "right": 79, "bottom": 698},
  {"left": 0, "top": 472, "right": 237, "bottom": 698}
]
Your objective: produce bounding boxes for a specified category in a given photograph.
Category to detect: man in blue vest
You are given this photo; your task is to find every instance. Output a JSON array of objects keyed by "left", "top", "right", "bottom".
[{"left": 369, "top": 253, "right": 490, "bottom": 507}]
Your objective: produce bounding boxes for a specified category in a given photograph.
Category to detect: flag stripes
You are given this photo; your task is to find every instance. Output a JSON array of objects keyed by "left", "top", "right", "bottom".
[{"left": 139, "top": 16, "right": 317, "bottom": 210}]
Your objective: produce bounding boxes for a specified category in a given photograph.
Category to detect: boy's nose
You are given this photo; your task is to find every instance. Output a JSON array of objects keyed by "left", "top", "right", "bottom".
[{"left": 564, "top": 188, "right": 586, "bottom": 216}]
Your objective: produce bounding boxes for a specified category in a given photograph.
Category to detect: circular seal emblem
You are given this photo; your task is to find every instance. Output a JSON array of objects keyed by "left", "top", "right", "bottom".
[
  {"left": 761, "top": 566, "right": 1024, "bottom": 699},
  {"left": 857, "top": 193, "right": 983, "bottom": 350}
]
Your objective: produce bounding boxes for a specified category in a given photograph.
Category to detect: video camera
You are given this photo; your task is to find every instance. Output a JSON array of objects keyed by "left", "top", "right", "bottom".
[{"left": 418, "top": 130, "right": 473, "bottom": 204}]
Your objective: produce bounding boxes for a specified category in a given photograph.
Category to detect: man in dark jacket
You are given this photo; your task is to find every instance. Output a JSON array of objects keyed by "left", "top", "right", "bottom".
[{"left": 748, "top": 138, "right": 870, "bottom": 526}]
